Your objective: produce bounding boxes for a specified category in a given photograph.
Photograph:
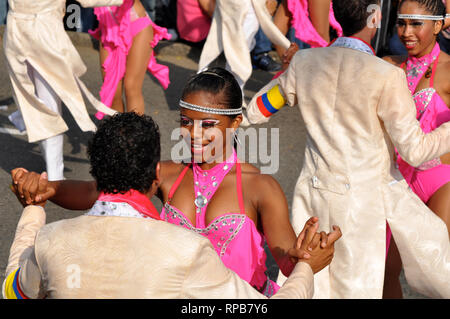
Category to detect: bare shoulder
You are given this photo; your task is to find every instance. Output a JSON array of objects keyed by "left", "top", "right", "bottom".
[
  {"left": 439, "top": 50, "right": 450, "bottom": 70},
  {"left": 382, "top": 55, "right": 407, "bottom": 67},
  {"left": 438, "top": 51, "right": 450, "bottom": 93},
  {"left": 239, "top": 162, "right": 283, "bottom": 192},
  {"left": 160, "top": 160, "right": 189, "bottom": 180}
]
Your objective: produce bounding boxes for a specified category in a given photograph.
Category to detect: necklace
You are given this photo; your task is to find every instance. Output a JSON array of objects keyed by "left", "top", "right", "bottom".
[
  {"left": 405, "top": 42, "right": 440, "bottom": 93},
  {"left": 192, "top": 150, "right": 237, "bottom": 214}
]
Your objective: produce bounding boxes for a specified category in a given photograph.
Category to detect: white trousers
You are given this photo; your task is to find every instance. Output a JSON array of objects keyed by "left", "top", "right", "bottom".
[{"left": 30, "top": 64, "right": 65, "bottom": 181}]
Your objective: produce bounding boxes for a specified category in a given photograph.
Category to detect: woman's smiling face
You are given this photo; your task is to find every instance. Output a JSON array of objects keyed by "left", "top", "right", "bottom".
[
  {"left": 397, "top": 1, "right": 443, "bottom": 57},
  {"left": 179, "top": 91, "right": 241, "bottom": 164}
]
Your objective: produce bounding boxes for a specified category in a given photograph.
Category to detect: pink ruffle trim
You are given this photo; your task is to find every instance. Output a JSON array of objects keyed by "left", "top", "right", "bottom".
[{"left": 89, "top": 0, "right": 171, "bottom": 119}]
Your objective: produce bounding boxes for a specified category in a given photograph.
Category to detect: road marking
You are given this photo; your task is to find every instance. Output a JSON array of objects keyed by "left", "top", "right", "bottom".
[{"left": 0, "top": 127, "right": 27, "bottom": 136}]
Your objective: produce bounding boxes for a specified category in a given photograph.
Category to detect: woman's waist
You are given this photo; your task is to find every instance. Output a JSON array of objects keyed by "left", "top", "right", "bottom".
[{"left": 398, "top": 156, "right": 450, "bottom": 175}]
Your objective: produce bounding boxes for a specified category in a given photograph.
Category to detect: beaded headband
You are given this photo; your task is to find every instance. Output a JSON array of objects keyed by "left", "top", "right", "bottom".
[
  {"left": 179, "top": 100, "right": 243, "bottom": 115},
  {"left": 397, "top": 14, "right": 445, "bottom": 21}
]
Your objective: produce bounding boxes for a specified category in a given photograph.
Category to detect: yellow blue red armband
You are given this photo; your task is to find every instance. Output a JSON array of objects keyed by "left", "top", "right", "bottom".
[
  {"left": 4, "top": 268, "right": 29, "bottom": 299},
  {"left": 256, "top": 85, "right": 287, "bottom": 118}
]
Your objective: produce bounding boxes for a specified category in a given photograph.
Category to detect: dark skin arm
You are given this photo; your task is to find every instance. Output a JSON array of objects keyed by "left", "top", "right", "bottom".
[
  {"left": 308, "top": 0, "right": 331, "bottom": 43},
  {"left": 254, "top": 173, "right": 299, "bottom": 276},
  {"left": 254, "top": 173, "right": 341, "bottom": 276},
  {"left": 11, "top": 168, "right": 98, "bottom": 210}
]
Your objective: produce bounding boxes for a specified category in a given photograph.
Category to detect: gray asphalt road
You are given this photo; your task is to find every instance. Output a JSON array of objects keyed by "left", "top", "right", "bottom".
[{"left": 0, "top": 30, "right": 425, "bottom": 299}]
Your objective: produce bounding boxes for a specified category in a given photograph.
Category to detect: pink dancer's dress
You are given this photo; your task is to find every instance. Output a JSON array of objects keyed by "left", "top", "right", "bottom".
[
  {"left": 176, "top": 0, "right": 212, "bottom": 43},
  {"left": 386, "top": 42, "right": 450, "bottom": 252},
  {"left": 287, "top": 0, "right": 343, "bottom": 48},
  {"left": 89, "top": 0, "right": 172, "bottom": 119},
  {"left": 160, "top": 150, "right": 280, "bottom": 297}
]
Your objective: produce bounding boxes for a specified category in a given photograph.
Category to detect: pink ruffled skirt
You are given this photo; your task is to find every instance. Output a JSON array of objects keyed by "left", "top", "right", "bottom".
[{"left": 89, "top": 1, "right": 171, "bottom": 119}]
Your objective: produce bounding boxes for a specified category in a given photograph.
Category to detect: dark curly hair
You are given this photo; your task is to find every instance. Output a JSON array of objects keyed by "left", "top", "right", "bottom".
[
  {"left": 181, "top": 67, "right": 242, "bottom": 118},
  {"left": 88, "top": 112, "right": 161, "bottom": 194},
  {"left": 333, "top": 0, "right": 381, "bottom": 36}
]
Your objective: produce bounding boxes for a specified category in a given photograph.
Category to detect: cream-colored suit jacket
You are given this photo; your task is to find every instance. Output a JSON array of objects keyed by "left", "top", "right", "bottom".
[
  {"left": 3, "top": 0, "right": 119, "bottom": 143},
  {"left": 198, "top": 0, "right": 290, "bottom": 87},
  {"left": 2, "top": 206, "right": 313, "bottom": 299},
  {"left": 247, "top": 46, "right": 450, "bottom": 299}
]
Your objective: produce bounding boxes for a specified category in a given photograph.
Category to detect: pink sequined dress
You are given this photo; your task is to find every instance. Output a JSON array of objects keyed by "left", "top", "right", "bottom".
[
  {"left": 386, "top": 43, "right": 450, "bottom": 252},
  {"left": 397, "top": 42, "right": 450, "bottom": 203},
  {"left": 160, "top": 151, "right": 280, "bottom": 297},
  {"left": 287, "top": 0, "right": 343, "bottom": 48},
  {"left": 89, "top": 0, "right": 171, "bottom": 119}
]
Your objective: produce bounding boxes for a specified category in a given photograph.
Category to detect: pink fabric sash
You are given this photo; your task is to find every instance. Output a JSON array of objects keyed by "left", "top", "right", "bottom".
[
  {"left": 98, "top": 189, "right": 161, "bottom": 220},
  {"left": 287, "top": 0, "right": 343, "bottom": 48},
  {"left": 89, "top": 0, "right": 171, "bottom": 119}
]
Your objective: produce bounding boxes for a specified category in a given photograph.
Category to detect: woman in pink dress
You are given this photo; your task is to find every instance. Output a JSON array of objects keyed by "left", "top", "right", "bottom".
[
  {"left": 273, "top": 0, "right": 343, "bottom": 60},
  {"left": 383, "top": 0, "right": 450, "bottom": 299},
  {"left": 157, "top": 68, "right": 340, "bottom": 296},
  {"left": 89, "top": 0, "right": 171, "bottom": 119}
]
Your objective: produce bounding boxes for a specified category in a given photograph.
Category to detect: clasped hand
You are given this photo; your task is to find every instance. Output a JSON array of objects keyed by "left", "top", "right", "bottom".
[
  {"left": 289, "top": 217, "right": 342, "bottom": 274},
  {"left": 10, "top": 168, "right": 54, "bottom": 207}
]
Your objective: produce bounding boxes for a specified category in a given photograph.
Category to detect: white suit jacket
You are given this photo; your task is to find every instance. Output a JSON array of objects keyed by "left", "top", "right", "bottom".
[
  {"left": 2, "top": 206, "right": 314, "bottom": 299},
  {"left": 247, "top": 46, "right": 450, "bottom": 299}
]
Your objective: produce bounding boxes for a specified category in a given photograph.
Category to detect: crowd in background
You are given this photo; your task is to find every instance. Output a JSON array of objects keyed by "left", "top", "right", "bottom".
[{"left": 4, "top": 1, "right": 449, "bottom": 69}]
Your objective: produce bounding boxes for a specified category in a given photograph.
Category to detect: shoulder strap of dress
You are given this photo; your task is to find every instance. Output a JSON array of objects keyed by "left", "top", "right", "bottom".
[
  {"left": 167, "top": 164, "right": 191, "bottom": 204},
  {"left": 430, "top": 53, "right": 440, "bottom": 88},
  {"left": 235, "top": 162, "right": 245, "bottom": 215}
]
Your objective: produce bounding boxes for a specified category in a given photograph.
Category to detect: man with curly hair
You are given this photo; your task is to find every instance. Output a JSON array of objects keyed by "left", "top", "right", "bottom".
[{"left": 3, "top": 112, "right": 334, "bottom": 299}]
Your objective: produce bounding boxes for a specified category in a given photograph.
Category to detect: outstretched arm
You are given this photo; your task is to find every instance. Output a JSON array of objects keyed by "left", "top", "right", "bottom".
[
  {"left": 246, "top": 53, "right": 298, "bottom": 124},
  {"left": 11, "top": 168, "right": 99, "bottom": 210}
]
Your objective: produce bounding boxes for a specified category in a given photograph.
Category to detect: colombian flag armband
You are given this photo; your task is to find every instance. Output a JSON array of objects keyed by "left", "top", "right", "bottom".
[
  {"left": 4, "top": 268, "right": 29, "bottom": 299},
  {"left": 256, "top": 84, "right": 287, "bottom": 118}
]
